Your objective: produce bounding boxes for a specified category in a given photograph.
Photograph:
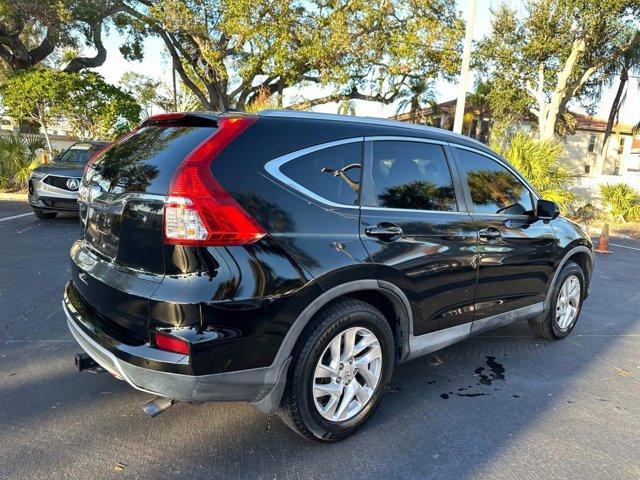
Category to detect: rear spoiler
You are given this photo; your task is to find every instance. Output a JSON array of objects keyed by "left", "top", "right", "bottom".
[
  {"left": 140, "top": 112, "right": 220, "bottom": 128},
  {"left": 140, "top": 110, "right": 255, "bottom": 128}
]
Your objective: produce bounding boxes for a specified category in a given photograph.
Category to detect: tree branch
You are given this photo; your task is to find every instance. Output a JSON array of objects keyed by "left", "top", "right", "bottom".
[
  {"left": 63, "top": 19, "right": 108, "bottom": 72},
  {"left": 28, "top": 27, "right": 57, "bottom": 65},
  {"left": 286, "top": 88, "right": 400, "bottom": 110}
]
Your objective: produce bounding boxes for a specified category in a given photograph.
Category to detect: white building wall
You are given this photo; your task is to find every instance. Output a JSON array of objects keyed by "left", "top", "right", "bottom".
[{"left": 559, "top": 129, "right": 640, "bottom": 200}]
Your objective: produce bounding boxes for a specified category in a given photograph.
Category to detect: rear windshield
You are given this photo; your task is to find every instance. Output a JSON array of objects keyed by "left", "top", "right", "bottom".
[
  {"left": 57, "top": 143, "right": 105, "bottom": 164},
  {"left": 90, "top": 126, "right": 216, "bottom": 195}
]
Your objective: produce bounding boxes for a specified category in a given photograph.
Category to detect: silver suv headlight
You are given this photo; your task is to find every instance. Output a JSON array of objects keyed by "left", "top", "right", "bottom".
[{"left": 30, "top": 171, "right": 46, "bottom": 179}]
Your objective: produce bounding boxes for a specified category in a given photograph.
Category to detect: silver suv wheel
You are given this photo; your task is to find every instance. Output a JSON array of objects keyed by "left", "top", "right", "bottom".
[
  {"left": 312, "top": 326, "right": 382, "bottom": 422},
  {"left": 556, "top": 274, "right": 581, "bottom": 330}
]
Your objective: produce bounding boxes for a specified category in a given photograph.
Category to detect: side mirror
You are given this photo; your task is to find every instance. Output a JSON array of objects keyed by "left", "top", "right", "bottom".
[{"left": 536, "top": 199, "right": 560, "bottom": 220}]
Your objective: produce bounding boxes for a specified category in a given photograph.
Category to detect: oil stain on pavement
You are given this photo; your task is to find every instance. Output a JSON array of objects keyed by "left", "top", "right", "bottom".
[{"left": 440, "top": 356, "right": 507, "bottom": 399}]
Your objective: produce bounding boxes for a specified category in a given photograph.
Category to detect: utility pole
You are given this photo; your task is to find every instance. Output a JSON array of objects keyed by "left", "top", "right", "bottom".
[
  {"left": 172, "top": 58, "right": 178, "bottom": 112},
  {"left": 453, "top": 0, "right": 477, "bottom": 134}
]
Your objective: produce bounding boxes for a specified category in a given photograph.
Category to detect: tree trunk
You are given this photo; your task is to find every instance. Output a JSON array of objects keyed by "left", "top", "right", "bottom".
[
  {"left": 538, "top": 114, "right": 556, "bottom": 140},
  {"left": 601, "top": 68, "right": 628, "bottom": 158},
  {"left": 38, "top": 114, "right": 53, "bottom": 156}
]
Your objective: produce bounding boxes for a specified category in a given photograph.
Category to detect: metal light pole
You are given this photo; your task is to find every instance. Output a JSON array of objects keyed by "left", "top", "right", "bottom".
[
  {"left": 172, "top": 58, "right": 178, "bottom": 112},
  {"left": 453, "top": 0, "right": 477, "bottom": 134}
]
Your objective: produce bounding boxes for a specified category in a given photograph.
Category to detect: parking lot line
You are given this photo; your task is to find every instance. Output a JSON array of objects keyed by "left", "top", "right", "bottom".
[
  {"left": 0, "top": 212, "right": 33, "bottom": 222},
  {"left": 610, "top": 242, "right": 640, "bottom": 252}
]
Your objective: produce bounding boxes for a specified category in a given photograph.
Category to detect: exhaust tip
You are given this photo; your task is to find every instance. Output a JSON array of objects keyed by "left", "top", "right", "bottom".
[{"left": 142, "top": 397, "right": 175, "bottom": 417}]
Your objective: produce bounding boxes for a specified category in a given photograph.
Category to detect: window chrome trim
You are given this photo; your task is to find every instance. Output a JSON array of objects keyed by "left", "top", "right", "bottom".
[
  {"left": 364, "top": 135, "right": 447, "bottom": 145},
  {"left": 449, "top": 143, "right": 540, "bottom": 203},
  {"left": 263, "top": 137, "right": 364, "bottom": 209},
  {"left": 361, "top": 206, "right": 469, "bottom": 216}
]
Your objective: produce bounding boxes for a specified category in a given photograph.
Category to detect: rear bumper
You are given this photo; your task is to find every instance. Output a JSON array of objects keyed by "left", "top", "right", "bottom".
[{"left": 63, "top": 282, "right": 288, "bottom": 406}]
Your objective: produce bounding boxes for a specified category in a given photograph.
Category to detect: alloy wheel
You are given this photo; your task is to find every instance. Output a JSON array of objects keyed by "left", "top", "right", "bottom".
[
  {"left": 556, "top": 274, "right": 581, "bottom": 330},
  {"left": 312, "top": 327, "right": 382, "bottom": 422}
]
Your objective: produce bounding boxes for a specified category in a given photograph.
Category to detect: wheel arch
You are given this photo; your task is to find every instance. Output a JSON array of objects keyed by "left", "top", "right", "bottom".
[
  {"left": 545, "top": 245, "right": 594, "bottom": 308},
  {"left": 273, "top": 280, "right": 412, "bottom": 370}
]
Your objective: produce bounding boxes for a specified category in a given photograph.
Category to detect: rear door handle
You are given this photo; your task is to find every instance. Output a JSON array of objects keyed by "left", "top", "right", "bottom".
[
  {"left": 479, "top": 226, "right": 502, "bottom": 240},
  {"left": 365, "top": 223, "right": 403, "bottom": 241}
]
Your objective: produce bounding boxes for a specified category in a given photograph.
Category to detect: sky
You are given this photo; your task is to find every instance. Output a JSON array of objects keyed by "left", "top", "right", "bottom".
[{"left": 94, "top": 0, "right": 639, "bottom": 125}]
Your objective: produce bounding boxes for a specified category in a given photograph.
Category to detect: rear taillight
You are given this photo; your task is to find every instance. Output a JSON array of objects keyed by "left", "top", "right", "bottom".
[
  {"left": 163, "top": 116, "right": 265, "bottom": 246},
  {"left": 153, "top": 332, "right": 190, "bottom": 355}
]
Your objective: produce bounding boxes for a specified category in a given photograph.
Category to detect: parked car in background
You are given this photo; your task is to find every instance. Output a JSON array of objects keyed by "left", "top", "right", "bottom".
[
  {"left": 63, "top": 111, "right": 593, "bottom": 442},
  {"left": 28, "top": 141, "right": 109, "bottom": 219}
]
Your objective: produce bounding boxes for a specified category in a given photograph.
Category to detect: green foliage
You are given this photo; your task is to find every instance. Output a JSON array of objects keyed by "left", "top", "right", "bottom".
[
  {"left": 0, "top": 133, "right": 46, "bottom": 190},
  {"left": 66, "top": 72, "right": 141, "bottom": 140},
  {"left": 395, "top": 81, "right": 436, "bottom": 122},
  {"left": 120, "top": 72, "right": 165, "bottom": 118},
  {"left": 0, "top": 1, "right": 120, "bottom": 72},
  {"left": 1, "top": 69, "right": 74, "bottom": 128},
  {"left": 116, "top": 0, "right": 463, "bottom": 111},
  {"left": 491, "top": 132, "right": 575, "bottom": 209},
  {"left": 1, "top": 69, "right": 141, "bottom": 142},
  {"left": 479, "top": 0, "right": 640, "bottom": 138},
  {"left": 599, "top": 183, "right": 640, "bottom": 222}
]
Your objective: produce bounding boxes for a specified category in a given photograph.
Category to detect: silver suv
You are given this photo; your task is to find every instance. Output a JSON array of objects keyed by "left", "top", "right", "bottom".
[{"left": 28, "top": 141, "right": 108, "bottom": 219}]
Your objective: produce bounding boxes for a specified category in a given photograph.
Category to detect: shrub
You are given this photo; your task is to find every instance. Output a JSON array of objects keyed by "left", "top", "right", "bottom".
[
  {"left": 599, "top": 183, "right": 640, "bottom": 223},
  {"left": 491, "top": 132, "right": 576, "bottom": 210},
  {"left": 0, "top": 133, "right": 46, "bottom": 191}
]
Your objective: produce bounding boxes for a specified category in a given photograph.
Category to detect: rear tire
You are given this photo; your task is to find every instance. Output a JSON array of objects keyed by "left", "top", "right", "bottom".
[
  {"left": 529, "top": 261, "right": 584, "bottom": 340},
  {"left": 33, "top": 208, "right": 57, "bottom": 220},
  {"left": 279, "top": 298, "right": 394, "bottom": 442}
]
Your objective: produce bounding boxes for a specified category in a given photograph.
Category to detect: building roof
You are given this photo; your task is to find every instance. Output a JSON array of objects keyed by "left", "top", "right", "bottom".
[
  {"left": 391, "top": 99, "right": 634, "bottom": 134},
  {"left": 572, "top": 113, "right": 633, "bottom": 134}
]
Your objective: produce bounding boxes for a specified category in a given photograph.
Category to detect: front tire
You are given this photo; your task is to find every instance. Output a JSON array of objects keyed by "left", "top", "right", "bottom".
[
  {"left": 529, "top": 261, "right": 584, "bottom": 340},
  {"left": 279, "top": 298, "right": 395, "bottom": 442},
  {"left": 32, "top": 208, "right": 57, "bottom": 220}
]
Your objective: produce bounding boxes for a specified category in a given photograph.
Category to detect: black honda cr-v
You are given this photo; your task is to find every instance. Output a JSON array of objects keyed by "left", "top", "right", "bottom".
[{"left": 63, "top": 110, "right": 593, "bottom": 441}]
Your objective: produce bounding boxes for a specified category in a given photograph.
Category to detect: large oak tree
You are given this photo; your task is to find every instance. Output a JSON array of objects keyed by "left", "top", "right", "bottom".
[
  {"left": 115, "top": 0, "right": 463, "bottom": 111},
  {"left": 480, "top": 0, "right": 640, "bottom": 140}
]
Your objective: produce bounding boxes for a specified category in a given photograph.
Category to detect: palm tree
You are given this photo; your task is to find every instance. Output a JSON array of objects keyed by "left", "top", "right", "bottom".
[
  {"left": 0, "top": 133, "right": 46, "bottom": 190},
  {"left": 395, "top": 80, "right": 436, "bottom": 124},
  {"left": 465, "top": 82, "right": 492, "bottom": 141}
]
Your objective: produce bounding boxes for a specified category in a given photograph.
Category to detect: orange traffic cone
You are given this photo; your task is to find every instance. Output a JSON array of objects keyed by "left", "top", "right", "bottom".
[{"left": 594, "top": 223, "right": 612, "bottom": 254}]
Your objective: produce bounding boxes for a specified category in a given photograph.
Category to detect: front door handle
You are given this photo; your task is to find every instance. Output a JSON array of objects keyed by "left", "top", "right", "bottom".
[
  {"left": 365, "top": 223, "right": 403, "bottom": 241},
  {"left": 479, "top": 226, "right": 502, "bottom": 240}
]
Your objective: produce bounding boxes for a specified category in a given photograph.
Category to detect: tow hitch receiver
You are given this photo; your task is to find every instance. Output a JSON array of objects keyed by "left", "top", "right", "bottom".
[{"left": 74, "top": 352, "right": 105, "bottom": 374}]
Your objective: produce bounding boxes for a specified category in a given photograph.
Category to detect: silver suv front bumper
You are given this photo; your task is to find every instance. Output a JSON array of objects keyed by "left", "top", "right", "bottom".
[{"left": 29, "top": 175, "right": 80, "bottom": 211}]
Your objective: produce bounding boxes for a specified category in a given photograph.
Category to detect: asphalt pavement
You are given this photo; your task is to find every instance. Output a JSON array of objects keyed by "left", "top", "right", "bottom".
[{"left": 1, "top": 200, "right": 639, "bottom": 479}]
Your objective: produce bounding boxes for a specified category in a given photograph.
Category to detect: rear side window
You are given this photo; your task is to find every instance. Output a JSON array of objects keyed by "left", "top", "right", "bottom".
[
  {"left": 368, "top": 141, "right": 457, "bottom": 211},
  {"left": 280, "top": 142, "right": 362, "bottom": 206},
  {"left": 456, "top": 148, "right": 533, "bottom": 215},
  {"left": 91, "top": 126, "right": 216, "bottom": 194}
]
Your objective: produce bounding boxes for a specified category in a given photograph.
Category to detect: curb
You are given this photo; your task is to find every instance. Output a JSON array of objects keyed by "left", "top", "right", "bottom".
[{"left": 0, "top": 192, "right": 27, "bottom": 202}]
